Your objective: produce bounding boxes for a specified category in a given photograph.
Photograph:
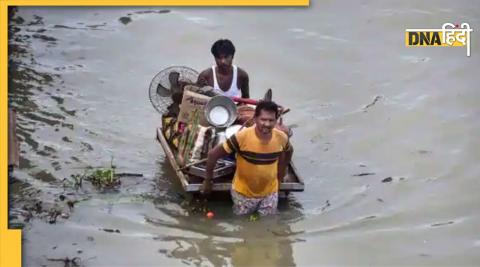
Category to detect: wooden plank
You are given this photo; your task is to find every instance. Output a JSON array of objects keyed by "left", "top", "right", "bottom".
[
  {"left": 185, "top": 182, "right": 231, "bottom": 192},
  {"left": 156, "top": 127, "right": 237, "bottom": 192},
  {"left": 8, "top": 108, "right": 19, "bottom": 170},
  {"left": 156, "top": 127, "right": 190, "bottom": 191},
  {"left": 156, "top": 126, "right": 304, "bottom": 193},
  {"left": 186, "top": 181, "right": 303, "bottom": 192},
  {"left": 285, "top": 163, "right": 304, "bottom": 191}
]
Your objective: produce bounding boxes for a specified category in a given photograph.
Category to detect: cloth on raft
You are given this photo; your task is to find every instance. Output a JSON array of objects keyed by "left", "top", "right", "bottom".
[{"left": 190, "top": 126, "right": 215, "bottom": 162}]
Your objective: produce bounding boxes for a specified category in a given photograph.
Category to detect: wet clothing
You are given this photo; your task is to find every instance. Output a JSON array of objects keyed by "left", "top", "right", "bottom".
[
  {"left": 231, "top": 188, "right": 278, "bottom": 216},
  {"left": 212, "top": 65, "right": 241, "bottom": 98},
  {"left": 223, "top": 126, "right": 290, "bottom": 198}
]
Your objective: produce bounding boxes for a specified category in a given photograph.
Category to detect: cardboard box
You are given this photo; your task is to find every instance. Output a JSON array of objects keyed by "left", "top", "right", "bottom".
[{"left": 178, "top": 90, "right": 211, "bottom": 126}]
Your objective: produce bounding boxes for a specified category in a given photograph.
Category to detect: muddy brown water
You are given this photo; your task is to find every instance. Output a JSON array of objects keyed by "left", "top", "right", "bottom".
[{"left": 8, "top": 2, "right": 480, "bottom": 266}]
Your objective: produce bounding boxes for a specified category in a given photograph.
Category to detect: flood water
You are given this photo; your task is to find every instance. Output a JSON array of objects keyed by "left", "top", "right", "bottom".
[{"left": 8, "top": 2, "right": 480, "bottom": 266}]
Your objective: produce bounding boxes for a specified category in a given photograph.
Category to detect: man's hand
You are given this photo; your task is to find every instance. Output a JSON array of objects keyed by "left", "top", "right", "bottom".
[
  {"left": 201, "top": 140, "right": 230, "bottom": 195},
  {"left": 200, "top": 179, "right": 213, "bottom": 195}
]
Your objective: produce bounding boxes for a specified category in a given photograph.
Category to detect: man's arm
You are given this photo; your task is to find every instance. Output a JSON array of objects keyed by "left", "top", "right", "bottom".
[
  {"left": 201, "top": 144, "right": 229, "bottom": 194},
  {"left": 238, "top": 68, "right": 249, "bottom": 99}
]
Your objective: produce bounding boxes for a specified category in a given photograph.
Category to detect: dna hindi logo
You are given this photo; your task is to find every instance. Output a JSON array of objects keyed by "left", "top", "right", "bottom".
[{"left": 405, "top": 23, "right": 473, "bottom": 56}]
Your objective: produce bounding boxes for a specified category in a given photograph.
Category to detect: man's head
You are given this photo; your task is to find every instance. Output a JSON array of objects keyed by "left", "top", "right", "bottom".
[
  {"left": 254, "top": 101, "right": 279, "bottom": 135},
  {"left": 211, "top": 39, "right": 236, "bottom": 71}
]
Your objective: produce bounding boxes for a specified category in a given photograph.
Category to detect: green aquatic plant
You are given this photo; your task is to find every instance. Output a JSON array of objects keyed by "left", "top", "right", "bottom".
[
  {"left": 88, "top": 156, "right": 118, "bottom": 189},
  {"left": 63, "top": 172, "right": 86, "bottom": 190},
  {"left": 249, "top": 213, "right": 260, "bottom": 222},
  {"left": 85, "top": 167, "right": 120, "bottom": 189},
  {"left": 66, "top": 156, "right": 121, "bottom": 190}
]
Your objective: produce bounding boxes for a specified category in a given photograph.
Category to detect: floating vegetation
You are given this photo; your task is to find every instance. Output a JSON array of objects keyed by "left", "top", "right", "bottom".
[
  {"left": 382, "top": 177, "right": 393, "bottom": 183},
  {"left": 64, "top": 157, "right": 123, "bottom": 190},
  {"left": 47, "top": 257, "right": 81, "bottom": 267},
  {"left": 181, "top": 197, "right": 209, "bottom": 215},
  {"left": 101, "top": 228, "right": 121, "bottom": 233},
  {"left": 63, "top": 172, "right": 84, "bottom": 190},
  {"left": 249, "top": 213, "right": 260, "bottom": 222},
  {"left": 85, "top": 168, "right": 120, "bottom": 190},
  {"left": 118, "top": 16, "right": 132, "bottom": 25}
]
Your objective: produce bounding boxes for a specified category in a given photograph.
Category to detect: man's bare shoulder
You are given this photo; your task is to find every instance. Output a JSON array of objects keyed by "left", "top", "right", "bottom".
[{"left": 237, "top": 67, "right": 249, "bottom": 79}]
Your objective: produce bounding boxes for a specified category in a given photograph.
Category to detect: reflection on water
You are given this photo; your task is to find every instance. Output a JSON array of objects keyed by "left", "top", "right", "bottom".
[
  {"left": 151, "top": 157, "right": 304, "bottom": 266},
  {"left": 150, "top": 218, "right": 300, "bottom": 267}
]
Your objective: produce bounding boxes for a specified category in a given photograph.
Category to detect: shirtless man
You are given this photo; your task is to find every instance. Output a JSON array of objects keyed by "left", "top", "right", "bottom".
[{"left": 197, "top": 39, "right": 250, "bottom": 99}]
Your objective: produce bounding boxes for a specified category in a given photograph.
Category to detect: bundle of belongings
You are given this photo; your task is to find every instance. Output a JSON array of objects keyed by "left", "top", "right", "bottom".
[{"left": 162, "top": 84, "right": 255, "bottom": 178}]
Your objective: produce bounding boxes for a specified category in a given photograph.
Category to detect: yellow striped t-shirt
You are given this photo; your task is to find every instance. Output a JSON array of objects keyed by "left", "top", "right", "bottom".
[{"left": 223, "top": 126, "right": 290, "bottom": 198}]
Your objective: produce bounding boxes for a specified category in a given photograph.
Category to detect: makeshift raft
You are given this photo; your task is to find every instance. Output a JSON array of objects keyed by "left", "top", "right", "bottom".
[{"left": 156, "top": 127, "right": 305, "bottom": 193}]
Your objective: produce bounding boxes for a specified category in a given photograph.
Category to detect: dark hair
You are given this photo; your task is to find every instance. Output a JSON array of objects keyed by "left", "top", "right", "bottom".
[
  {"left": 254, "top": 101, "right": 279, "bottom": 118},
  {"left": 211, "top": 39, "right": 236, "bottom": 58}
]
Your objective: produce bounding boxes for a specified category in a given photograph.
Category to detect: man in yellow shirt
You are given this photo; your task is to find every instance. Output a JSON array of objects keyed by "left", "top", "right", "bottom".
[{"left": 201, "top": 101, "right": 293, "bottom": 216}]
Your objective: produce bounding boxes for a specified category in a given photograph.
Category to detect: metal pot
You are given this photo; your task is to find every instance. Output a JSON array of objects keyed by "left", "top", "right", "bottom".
[{"left": 204, "top": 96, "right": 238, "bottom": 128}]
